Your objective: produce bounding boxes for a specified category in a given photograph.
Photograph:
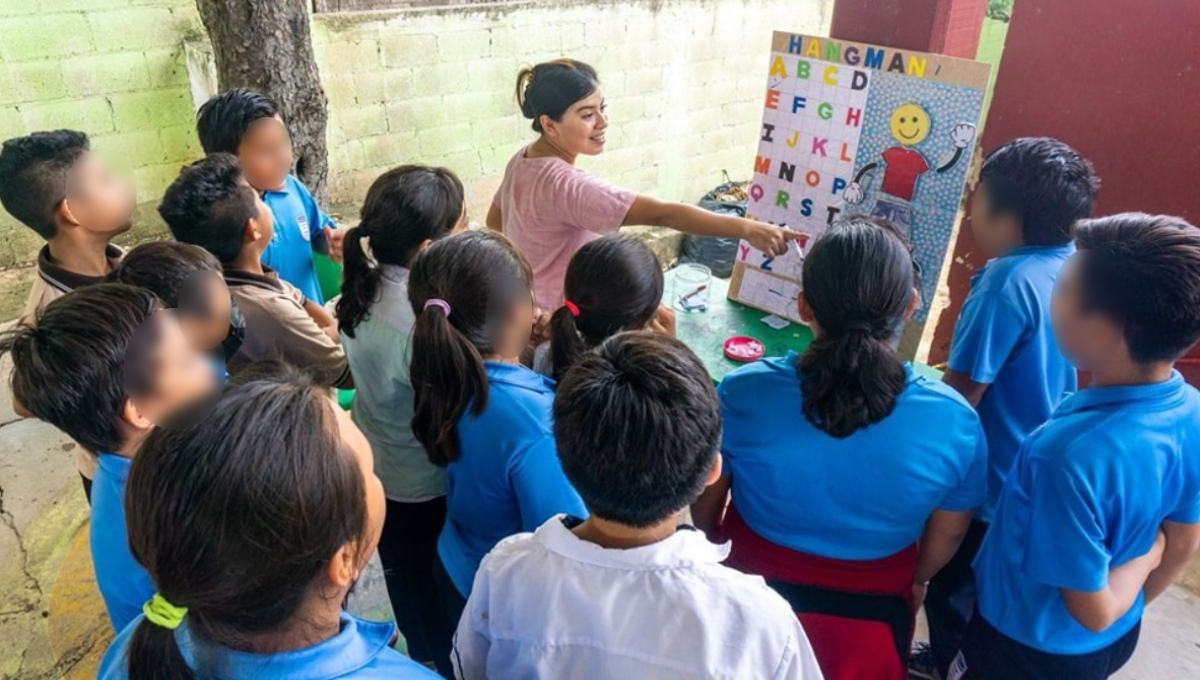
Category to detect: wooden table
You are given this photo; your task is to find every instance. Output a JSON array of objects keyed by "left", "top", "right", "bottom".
[{"left": 665, "top": 270, "right": 941, "bottom": 384}]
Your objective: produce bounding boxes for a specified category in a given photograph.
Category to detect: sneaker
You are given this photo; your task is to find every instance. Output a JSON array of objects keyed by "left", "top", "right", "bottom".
[{"left": 908, "top": 641, "right": 939, "bottom": 680}]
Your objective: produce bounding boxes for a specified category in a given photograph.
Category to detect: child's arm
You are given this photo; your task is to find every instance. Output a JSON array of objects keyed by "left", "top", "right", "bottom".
[
  {"left": 944, "top": 293, "right": 1027, "bottom": 406},
  {"left": 1143, "top": 520, "right": 1200, "bottom": 603},
  {"left": 623, "top": 195, "right": 802, "bottom": 257},
  {"left": 487, "top": 204, "right": 503, "bottom": 232},
  {"left": 303, "top": 299, "right": 338, "bottom": 333},
  {"left": 914, "top": 510, "right": 973, "bottom": 584},
  {"left": 941, "top": 370, "right": 988, "bottom": 407},
  {"left": 690, "top": 473, "right": 731, "bottom": 540},
  {"left": 1062, "top": 530, "right": 1165, "bottom": 632},
  {"left": 509, "top": 435, "right": 588, "bottom": 530},
  {"left": 452, "top": 569, "right": 494, "bottom": 680}
]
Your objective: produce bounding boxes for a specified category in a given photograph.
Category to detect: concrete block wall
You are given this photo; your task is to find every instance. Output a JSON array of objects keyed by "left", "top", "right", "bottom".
[{"left": 0, "top": 0, "right": 832, "bottom": 319}]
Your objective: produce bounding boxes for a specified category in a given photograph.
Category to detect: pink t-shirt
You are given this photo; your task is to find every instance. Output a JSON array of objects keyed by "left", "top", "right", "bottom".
[{"left": 494, "top": 147, "right": 637, "bottom": 309}]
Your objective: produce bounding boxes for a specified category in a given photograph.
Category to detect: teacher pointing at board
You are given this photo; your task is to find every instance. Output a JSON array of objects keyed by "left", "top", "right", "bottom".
[{"left": 488, "top": 59, "right": 802, "bottom": 310}]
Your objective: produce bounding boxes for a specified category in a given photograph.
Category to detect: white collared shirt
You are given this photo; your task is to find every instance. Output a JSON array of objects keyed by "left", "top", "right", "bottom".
[{"left": 453, "top": 516, "right": 824, "bottom": 680}]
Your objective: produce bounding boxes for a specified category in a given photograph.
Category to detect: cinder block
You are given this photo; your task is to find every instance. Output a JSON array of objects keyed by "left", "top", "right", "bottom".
[
  {"left": 158, "top": 124, "right": 203, "bottom": 163},
  {"left": 352, "top": 70, "right": 390, "bottom": 106},
  {"left": 92, "top": 130, "right": 168, "bottom": 169},
  {"left": 465, "top": 59, "right": 518, "bottom": 96},
  {"left": 331, "top": 104, "right": 389, "bottom": 140},
  {"left": 133, "top": 161, "right": 185, "bottom": 203},
  {"left": 380, "top": 33, "right": 437, "bottom": 69},
  {"left": 321, "top": 37, "right": 382, "bottom": 75},
  {"left": 412, "top": 62, "right": 467, "bottom": 99},
  {"left": 469, "top": 115, "right": 524, "bottom": 150},
  {"left": 385, "top": 96, "right": 447, "bottom": 133},
  {"left": 416, "top": 122, "right": 475, "bottom": 157},
  {"left": 624, "top": 67, "right": 665, "bottom": 96},
  {"left": 383, "top": 69, "right": 417, "bottom": 101},
  {"left": 329, "top": 139, "right": 365, "bottom": 174},
  {"left": 322, "top": 69, "right": 357, "bottom": 108},
  {"left": 0, "top": 15, "right": 93, "bottom": 60},
  {"left": 359, "top": 131, "right": 419, "bottom": 169},
  {"left": 110, "top": 89, "right": 192, "bottom": 132},
  {"left": 0, "top": 106, "right": 28, "bottom": 139},
  {"left": 0, "top": 61, "right": 68, "bottom": 106},
  {"left": 440, "top": 90, "right": 501, "bottom": 125},
  {"left": 436, "top": 29, "right": 492, "bottom": 63},
  {"left": 145, "top": 48, "right": 189, "bottom": 89},
  {"left": 486, "top": 27, "right": 522, "bottom": 60},
  {"left": 437, "top": 149, "right": 482, "bottom": 181},
  {"left": 88, "top": 8, "right": 191, "bottom": 52},
  {"left": 479, "top": 144, "right": 516, "bottom": 176},
  {"left": 19, "top": 96, "right": 114, "bottom": 135},
  {"left": 62, "top": 52, "right": 152, "bottom": 97},
  {"left": 558, "top": 22, "right": 588, "bottom": 53}
]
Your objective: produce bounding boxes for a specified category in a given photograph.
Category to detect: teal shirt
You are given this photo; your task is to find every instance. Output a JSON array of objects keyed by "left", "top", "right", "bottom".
[
  {"left": 341, "top": 265, "right": 446, "bottom": 501},
  {"left": 261, "top": 174, "right": 334, "bottom": 304}
]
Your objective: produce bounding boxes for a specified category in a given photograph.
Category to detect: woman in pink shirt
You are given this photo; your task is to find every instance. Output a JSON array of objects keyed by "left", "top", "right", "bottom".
[{"left": 488, "top": 59, "right": 799, "bottom": 310}]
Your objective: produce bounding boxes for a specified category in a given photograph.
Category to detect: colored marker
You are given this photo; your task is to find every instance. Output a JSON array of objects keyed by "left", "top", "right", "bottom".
[{"left": 678, "top": 284, "right": 708, "bottom": 305}]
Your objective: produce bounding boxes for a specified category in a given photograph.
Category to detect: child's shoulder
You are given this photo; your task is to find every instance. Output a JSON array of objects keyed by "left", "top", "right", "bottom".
[
  {"left": 905, "top": 372, "right": 978, "bottom": 416},
  {"left": 719, "top": 353, "right": 796, "bottom": 396}
]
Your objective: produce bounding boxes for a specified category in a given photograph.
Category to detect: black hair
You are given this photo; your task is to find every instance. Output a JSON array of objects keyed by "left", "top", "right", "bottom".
[
  {"left": 1072, "top": 213, "right": 1200, "bottom": 363},
  {"left": 549, "top": 234, "right": 663, "bottom": 382},
  {"left": 408, "top": 230, "right": 534, "bottom": 466},
  {"left": 110, "top": 241, "right": 223, "bottom": 309},
  {"left": 554, "top": 331, "right": 720, "bottom": 528},
  {"left": 0, "top": 283, "right": 158, "bottom": 453},
  {"left": 0, "top": 130, "right": 91, "bottom": 239},
  {"left": 196, "top": 88, "right": 281, "bottom": 155},
  {"left": 799, "top": 217, "right": 914, "bottom": 438},
  {"left": 158, "top": 153, "right": 260, "bottom": 264},
  {"left": 122, "top": 376, "right": 367, "bottom": 680},
  {"left": 979, "top": 137, "right": 1099, "bottom": 246},
  {"left": 515, "top": 59, "right": 600, "bottom": 133},
  {"left": 337, "top": 165, "right": 465, "bottom": 338}
]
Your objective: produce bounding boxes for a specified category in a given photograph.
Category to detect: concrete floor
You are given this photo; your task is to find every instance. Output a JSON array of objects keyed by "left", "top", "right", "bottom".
[{"left": 1, "top": 351, "right": 1198, "bottom": 678}]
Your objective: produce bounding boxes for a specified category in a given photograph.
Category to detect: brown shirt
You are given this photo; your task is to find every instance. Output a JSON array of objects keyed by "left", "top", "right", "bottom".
[
  {"left": 17, "top": 244, "right": 125, "bottom": 479},
  {"left": 225, "top": 266, "right": 351, "bottom": 388}
]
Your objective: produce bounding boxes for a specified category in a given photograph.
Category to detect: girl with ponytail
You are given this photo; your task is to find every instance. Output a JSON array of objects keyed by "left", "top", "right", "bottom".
[
  {"left": 489, "top": 59, "right": 802, "bottom": 311},
  {"left": 97, "top": 372, "right": 438, "bottom": 680},
  {"left": 539, "top": 233, "right": 673, "bottom": 381},
  {"left": 407, "top": 229, "right": 586, "bottom": 673},
  {"left": 334, "top": 165, "right": 465, "bottom": 675},
  {"left": 692, "top": 217, "right": 987, "bottom": 680}
]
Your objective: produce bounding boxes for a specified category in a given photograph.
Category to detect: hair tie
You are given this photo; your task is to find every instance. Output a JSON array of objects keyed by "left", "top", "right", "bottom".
[
  {"left": 424, "top": 298, "right": 451, "bottom": 317},
  {"left": 563, "top": 300, "right": 580, "bottom": 318},
  {"left": 143, "top": 593, "right": 188, "bottom": 630},
  {"left": 841, "top": 321, "right": 876, "bottom": 334}
]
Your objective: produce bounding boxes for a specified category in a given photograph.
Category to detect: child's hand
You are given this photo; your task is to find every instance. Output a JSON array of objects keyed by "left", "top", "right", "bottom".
[
  {"left": 745, "top": 220, "right": 807, "bottom": 257},
  {"left": 322, "top": 324, "right": 341, "bottom": 345},
  {"left": 325, "top": 226, "right": 346, "bottom": 264},
  {"left": 648, "top": 303, "right": 676, "bottom": 338},
  {"left": 531, "top": 309, "right": 552, "bottom": 345}
]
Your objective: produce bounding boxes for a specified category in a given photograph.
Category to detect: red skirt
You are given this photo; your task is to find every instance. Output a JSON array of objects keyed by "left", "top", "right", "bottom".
[{"left": 721, "top": 505, "right": 918, "bottom": 680}]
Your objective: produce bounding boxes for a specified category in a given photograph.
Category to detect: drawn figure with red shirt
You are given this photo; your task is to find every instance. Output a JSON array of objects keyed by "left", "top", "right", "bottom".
[{"left": 843, "top": 102, "right": 976, "bottom": 236}]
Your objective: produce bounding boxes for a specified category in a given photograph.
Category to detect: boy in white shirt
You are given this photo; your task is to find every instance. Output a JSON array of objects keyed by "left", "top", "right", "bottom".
[{"left": 453, "top": 331, "right": 824, "bottom": 680}]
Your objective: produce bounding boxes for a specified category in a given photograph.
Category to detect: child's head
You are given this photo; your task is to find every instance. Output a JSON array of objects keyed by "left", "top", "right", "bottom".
[
  {"left": 196, "top": 88, "right": 293, "bottom": 192},
  {"left": 0, "top": 130, "right": 135, "bottom": 241},
  {"left": 515, "top": 59, "right": 605, "bottom": 156},
  {"left": 121, "top": 374, "right": 384, "bottom": 678},
  {"left": 159, "top": 153, "right": 274, "bottom": 265},
  {"left": 554, "top": 331, "right": 721, "bottom": 528},
  {"left": 971, "top": 137, "right": 1098, "bottom": 255},
  {"left": 798, "top": 217, "right": 916, "bottom": 438},
  {"left": 123, "top": 309, "right": 222, "bottom": 430},
  {"left": 0, "top": 284, "right": 158, "bottom": 453},
  {"left": 1052, "top": 213, "right": 1200, "bottom": 372},
  {"left": 111, "top": 241, "right": 233, "bottom": 352},
  {"left": 549, "top": 234, "right": 663, "bottom": 381},
  {"left": 407, "top": 229, "right": 534, "bottom": 466},
  {"left": 337, "top": 164, "right": 467, "bottom": 337}
]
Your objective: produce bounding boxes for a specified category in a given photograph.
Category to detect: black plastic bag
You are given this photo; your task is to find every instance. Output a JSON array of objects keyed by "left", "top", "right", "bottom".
[{"left": 678, "top": 178, "right": 750, "bottom": 279}]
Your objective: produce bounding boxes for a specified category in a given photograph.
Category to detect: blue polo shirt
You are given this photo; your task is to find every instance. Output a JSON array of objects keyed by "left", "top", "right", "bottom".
[
  {"left": 974, "top": 372, "right": 1200, "bottom": 654},
  {"left": 947, "top": 243, "right": 1076, "bottom": 522},
  {"left": 91, "top": 453, "right": 155, "bottom": 632},
  {"left": 438, "top": 362, "right": 586, "bottom": 596},
  {"left": 261, "top": 174, "right": 334, "bottom": 304},
  {"left": 98, "top": 611, "right": 440, "bottom": 679},
  {"left": 719, "top": 353, "right": 987, "bottom": 561}
]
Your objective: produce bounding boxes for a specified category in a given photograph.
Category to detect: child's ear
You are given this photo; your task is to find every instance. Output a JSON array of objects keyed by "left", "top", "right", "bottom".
[
  {"left": 704, "top": 453, "right": 723, "bottom": 487},
  {"left": 326, "top": 542, "right": 361, "bottom": 589},
  {"left": 416, "top": 238, "right": 434, "bottom": 254},
  {"left": 57, "top": 198, "right": 82, "bottom": 228},
  {"left": 243, "top": 219, "right": 263, "bottom": 244},
  {"left": 121, "top": 398, "right": 155, "bottom": 432},
  {"left": 903, "top": 287, "right": 919, "bottom": 322},
  {"left": 797, "top": 293, "right": 814, "bottom": 324}
]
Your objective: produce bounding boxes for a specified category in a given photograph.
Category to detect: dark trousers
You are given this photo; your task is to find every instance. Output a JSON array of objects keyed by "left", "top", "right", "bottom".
[
  {"left": 427, "top": 550, "right": 469, "bottom": 679},
  {"left": 951, "top": 609, "right": 1140, "bottom": 680},
  {"left": 80, "top": 472, "right": 93, "bottom": 505},
  {"left": 926, "top": 519, "right": 989, "bottom": 677},
  {"left": 376, "top": 496, "right": 446, "bottom": 665}
]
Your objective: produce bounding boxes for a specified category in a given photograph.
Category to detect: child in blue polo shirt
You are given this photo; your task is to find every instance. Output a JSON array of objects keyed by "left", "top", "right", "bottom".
[
  {"left": 406, "top": 229, "right": 586, "bottom": 677},
  {"left": 954, "top": 213, "right": 1200, "bottom": 680},
  {"left": 923, "top": 137, "right": 1099, "bottom": 676},
  {"left": 692, "top": 217, "right": 986, "bottom": 680},
  {"left": 98, "top": 370, "right": 438, "bottom": 679},
  {"left": 197, "top": 89, "right": 342, "bottom": 303},
  {"left": 0, "top": 284, "right": 217, "bottom": 632}
]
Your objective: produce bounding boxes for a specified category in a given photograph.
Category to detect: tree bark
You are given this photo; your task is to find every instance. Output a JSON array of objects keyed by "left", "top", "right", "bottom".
[{"left": 195, "top": 0, "right": 330, "bottom": 205}]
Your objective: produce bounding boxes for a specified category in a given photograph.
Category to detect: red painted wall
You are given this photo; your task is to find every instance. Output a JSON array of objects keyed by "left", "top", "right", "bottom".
[
  {"left": 831, "top": 0, "right": 987, "bottom": 57},
  {"left": 929, "top": 0, "right": 1200, "bottom": 382}
]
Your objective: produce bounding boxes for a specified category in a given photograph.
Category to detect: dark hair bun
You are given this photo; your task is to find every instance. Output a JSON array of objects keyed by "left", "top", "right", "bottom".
[{"left": 513, "top": 59, "right": 600, "bottom": 134}]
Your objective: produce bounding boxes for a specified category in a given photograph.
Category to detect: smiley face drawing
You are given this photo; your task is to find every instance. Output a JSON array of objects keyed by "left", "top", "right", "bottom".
[
  {"left": 889, "top": 103, "right": 932, "bottom": 145},
  {"left": 841, "top": 103, "right": 976, "bottom": 238}
]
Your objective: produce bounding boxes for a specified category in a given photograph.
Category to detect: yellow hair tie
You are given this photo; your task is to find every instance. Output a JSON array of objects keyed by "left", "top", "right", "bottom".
[{"left": 143, "top": 593, "right": 188, "bottom": 630}]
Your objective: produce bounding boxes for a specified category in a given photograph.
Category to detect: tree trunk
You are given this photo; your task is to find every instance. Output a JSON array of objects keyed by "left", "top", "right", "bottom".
[{"left": 195, "top": 0, "right": 330, "bottom": 205}]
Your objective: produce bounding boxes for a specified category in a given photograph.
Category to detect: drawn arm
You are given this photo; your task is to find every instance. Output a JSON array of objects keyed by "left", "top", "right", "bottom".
[
  {"left": 936, "top": 123, "right": 976, "bottom": 173},
  {"left": 842, "top": 162, "right": 879, "bottom": 205}
]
